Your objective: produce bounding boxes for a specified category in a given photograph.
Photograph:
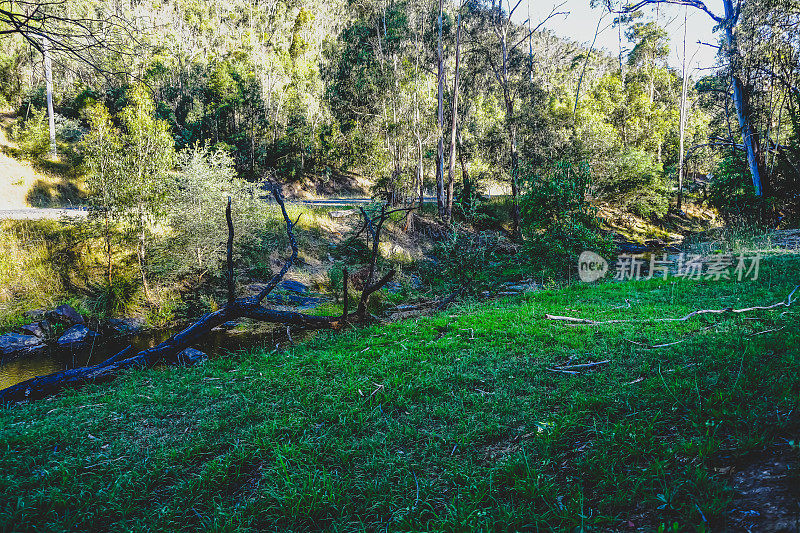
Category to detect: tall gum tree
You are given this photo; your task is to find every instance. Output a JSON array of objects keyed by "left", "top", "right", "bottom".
[{"left": 610, "top": 0, "right": 765, "bottom": 197}]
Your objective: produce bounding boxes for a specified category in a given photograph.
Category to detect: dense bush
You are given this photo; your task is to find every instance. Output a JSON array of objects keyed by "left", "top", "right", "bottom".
[
  {"left": 597, "top": 149, "right": 669, "bottom": 220},
  {"left": 420, "top": 229, "right": 508, "bottom": 293},
  {"left": 707, "top": 154, "right": 768, "bottom": 225},
  {"left": 519, "top": 160, "right": 612, "bottom": 278},
  {"left": 11, "top": 108, "right": 51, "bottom": 158}
]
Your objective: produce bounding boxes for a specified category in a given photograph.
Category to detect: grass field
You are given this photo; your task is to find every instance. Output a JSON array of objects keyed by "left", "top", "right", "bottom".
[{"left": 1, "top": 255, "right": 799, "bottom": 531}]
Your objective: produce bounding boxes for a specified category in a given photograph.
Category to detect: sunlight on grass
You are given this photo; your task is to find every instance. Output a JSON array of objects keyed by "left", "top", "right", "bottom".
[{"left": 1, "top": 255, "right": 798, "bottom": 530}]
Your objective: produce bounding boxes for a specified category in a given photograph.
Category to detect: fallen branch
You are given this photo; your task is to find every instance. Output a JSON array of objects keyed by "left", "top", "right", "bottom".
[
  {"left": 747, "top": 326, "right": 786, "bottom": 337},
  {"left": 1, "top": 184, "right": 397, "bottom": 404},
  {"left": 555, "top": 360, "right": 610, "bottom": 371},
  {"left": 547, "top": 360, "right": 610, "bottom": 375},
  {"left": 546, "top": 286, "right": 798, "bottom": 326},
  {"left": 547, "top": 368, "right": 580, "bottom": 375},
  {"left": 626, "top": 338, "right": 688, "bottom": 349}
]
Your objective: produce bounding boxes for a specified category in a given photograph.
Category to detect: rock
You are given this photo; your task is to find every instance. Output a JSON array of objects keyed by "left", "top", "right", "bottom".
[
  {"left": 24, "top": 309, "right": 47, "bottom": 320},
  {"left": 57, "top": 325, "right": 100, "bottom": 347},
  {"left": 17, "top": 321, "right": 51, "bottom": 339},
  {"left": 177, "top": 348, "right": 207, "bottom": 364},
  {"left": 0, "top": 333, "right": 47, "bottom": 357},
  {"left": 504, "top": 282, "right": 540, "bottom": 293},
  {"left": 279, "top": 280, "right": 308, "bottom": 294},
  {"left": 107, "top": 318, "right": 144, "bottom": 335},
  {"left": 329, "top": 209, "right": 357, "bottom": 218},
  {"left": 384, "top": 281, "right": 403, "bottom": 293},
  {"left": 48, "top": 304, "right": 85, "bottom": 326}
]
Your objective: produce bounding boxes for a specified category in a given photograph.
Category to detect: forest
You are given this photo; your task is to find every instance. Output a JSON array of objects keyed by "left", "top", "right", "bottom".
[{"left": 0, "top": 0, "right": 799, "bottom": 530}]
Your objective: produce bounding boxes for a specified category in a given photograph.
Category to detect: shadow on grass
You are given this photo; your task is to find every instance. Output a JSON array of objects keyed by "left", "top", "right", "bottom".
[{"left": 25, "top": 178, "right": 85, "bottom": 207}]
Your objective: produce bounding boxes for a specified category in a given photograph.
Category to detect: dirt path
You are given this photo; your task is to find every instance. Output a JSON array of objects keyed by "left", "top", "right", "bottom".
[
  {"left": 0, "top": 111, "right": 51, "bottom": 209},
  {"left": 0, "top": 110, "right": 87, "bottom": 211}
]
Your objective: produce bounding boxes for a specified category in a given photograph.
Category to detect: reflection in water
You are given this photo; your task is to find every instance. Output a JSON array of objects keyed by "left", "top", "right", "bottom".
[
  {"left": 0, "top": 354, "right": 64, "bottom": 391},
  {"left": 0, "top": 322, "right": 300, "bottom": 390}
]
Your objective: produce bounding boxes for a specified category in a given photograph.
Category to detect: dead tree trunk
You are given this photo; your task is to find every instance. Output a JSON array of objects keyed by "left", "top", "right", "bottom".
[{"left": 0, "top": 186, "right": 397, "bottom": 404}]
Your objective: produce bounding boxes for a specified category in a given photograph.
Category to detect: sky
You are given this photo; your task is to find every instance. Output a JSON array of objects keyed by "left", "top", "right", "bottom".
[{"left": 522, "top": 0, "right": 725, "bottom": 74}]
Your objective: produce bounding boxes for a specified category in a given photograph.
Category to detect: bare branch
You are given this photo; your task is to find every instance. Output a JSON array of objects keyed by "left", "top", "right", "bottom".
[
  {"left": 613, "top": 0, "right": 723, "bottom": 24},
  {"left": 254, "top": 184, "right": 298, "bottom": 303},
  {"left": 226, "top": 196, "right": 235, "bottom": 307}
]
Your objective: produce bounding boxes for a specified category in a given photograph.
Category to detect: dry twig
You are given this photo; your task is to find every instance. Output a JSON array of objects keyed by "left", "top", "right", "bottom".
[{"left": 546, "top": 286, "right": 798, "bottom": 326}]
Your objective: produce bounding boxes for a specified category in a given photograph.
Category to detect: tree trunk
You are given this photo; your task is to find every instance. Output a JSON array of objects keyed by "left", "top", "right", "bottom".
[
  {"left": 458, "top": 129, "right": 471, "bottom": 204},
  {"left": 722, "top": 0, "right": 764, "bottom": 196},
  {"left": 41, "top": 35, "right": 56, "bottom": 157},
  {"left": 509, "top": 127, "right": 521, "bottom": 240},
  {"left": 418, "top": 134, "right": 425, "bottom": 209},
  {"left": 436, "top": 0, "right": 446, "bottom": 218},
  {"left": 504, "top": 85, "right": 521, "bottom": 239},
  {"left": 445, "top": 11, "right": 462, "bottom": 223},
  {"left": 677, "top": 7, "right": 689, "bottom": 212}
]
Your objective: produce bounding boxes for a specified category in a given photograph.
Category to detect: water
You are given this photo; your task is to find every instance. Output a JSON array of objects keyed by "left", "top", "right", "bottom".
[{"left": 0, "top": 322, "right": 298, "bottom": 390}]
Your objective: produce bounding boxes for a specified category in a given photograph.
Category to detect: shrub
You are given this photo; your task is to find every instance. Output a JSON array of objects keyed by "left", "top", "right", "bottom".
[
  {"left": 162, "top": 144, "right": 260, "bottom": 281},
  {"left": 519, "top": 159, "right": 612, "bottom": 278},
  {"left": 11, "top": 107, "right": 51, "bottom": 158},
  {"left": 597, "top": 149, "right": 669, "bottom": 220},
  {"left": 708, "top": 153, "right": 786, "bottom": 226},
  {"left": 420, "top": 229, "right": 508, "bottom": 293}
]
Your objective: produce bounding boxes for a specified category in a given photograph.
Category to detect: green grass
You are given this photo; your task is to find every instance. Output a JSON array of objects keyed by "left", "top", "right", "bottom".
[{"left": 1, "top": 256, "right": 799, "bottom": 531}]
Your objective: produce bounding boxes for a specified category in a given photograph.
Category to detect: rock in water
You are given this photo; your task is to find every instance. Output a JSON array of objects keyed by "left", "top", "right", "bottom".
[
  {"left": 0, "top": 333, "right": 47, "bottom": 357},
  {"left": 107, "top": 318, "right": 144, "bottom": 335},
  {"left": 18, "top": 321, "right": 51, "bottom": 339},
  {"left": 48, "top": 304, "right": 85, "bottom": 326},
  {"left": 57, "top": 325, "right": 99, "bottom": 347}
]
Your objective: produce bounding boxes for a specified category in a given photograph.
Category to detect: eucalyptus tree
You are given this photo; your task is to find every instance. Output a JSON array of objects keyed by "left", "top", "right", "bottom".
[
  {"left": 606, "top": 0, "right": 767, "bottom": 197},
  {"left": 477, "top": 0, "right": 565, "bottom": 238},
  {"left": 82, "top": 85, "right": 176, "bottom": 302}
]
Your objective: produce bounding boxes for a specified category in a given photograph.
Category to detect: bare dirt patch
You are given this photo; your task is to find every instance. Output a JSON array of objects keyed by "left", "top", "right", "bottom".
[{"left": 727, "top": 447, "right": 799, "bottom": 532}]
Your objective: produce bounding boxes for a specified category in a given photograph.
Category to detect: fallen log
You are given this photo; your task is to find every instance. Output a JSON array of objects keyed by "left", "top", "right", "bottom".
[{"left": 0, "top": 185, "right": 396, "bottom": 404}]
